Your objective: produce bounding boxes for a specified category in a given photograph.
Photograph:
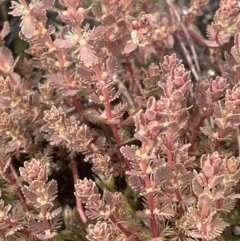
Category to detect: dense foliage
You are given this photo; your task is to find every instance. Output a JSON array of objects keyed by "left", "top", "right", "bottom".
[{"left": 1, "top": 0, "right": 240, "bottom": 240}]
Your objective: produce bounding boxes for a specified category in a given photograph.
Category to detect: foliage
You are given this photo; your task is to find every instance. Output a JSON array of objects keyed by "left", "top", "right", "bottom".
[{"left": 0, "top": 0, "right": 240, "bottom": 240}]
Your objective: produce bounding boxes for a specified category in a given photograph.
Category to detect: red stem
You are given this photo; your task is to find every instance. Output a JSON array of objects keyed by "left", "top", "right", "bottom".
[
  {"left": 92, "top": 65, "right": 131, "bottom": 169},
  {"left": 189, "top": 115, "right": 206, "bottom": 152},
  {"left": 177, "top": 33, "right": 199, "bottom": 81},
  {"left": 141, "top": 2, "right": 149, "bottom": 13},
  {"left": 141, "top": 143, "right": 158, "bottom": 238},
  {"left": 237, "top": 126, "right": 240, "bottom": 157},
  {"left": 166, "top": 132, "right": 173, "bottom": 168},
  {"left": 125, "top": 58, "right": 138, "bottom": 97},
  {"left": 0, "top": 161, "right": 28, "bottom": 212},
  {"left": 70, "top": 158, "right": 87, "bottom": 224},
  {"left": 166, "top": 0, "right": 200, "bottom": 76},
  {"left": 214, "top": 129, "right": 224, "bottom": 151},
  {"left": 4, "top": 218, "right": 31, "bottom": 236},
  {"left": 175, "top": 189, "right": 184, "bottom": 216},
  {"left": 188, "top": 30, "right": 207, "bottom": 46},
  {"left": 214, "top": 140, "right": 220, "bottom": 151},
  {"left": 110, "top": 215, "right": 141, "bottom": 241}
]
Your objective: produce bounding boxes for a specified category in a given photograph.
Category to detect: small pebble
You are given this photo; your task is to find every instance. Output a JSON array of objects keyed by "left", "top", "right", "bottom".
[{"left": 234, "top": 225, "right": 240, "bottom": 235}]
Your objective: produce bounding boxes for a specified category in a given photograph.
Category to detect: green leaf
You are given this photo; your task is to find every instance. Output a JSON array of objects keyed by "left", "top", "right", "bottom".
[{"left": 54, "top": 235, "right": 66, "bottom": 241}]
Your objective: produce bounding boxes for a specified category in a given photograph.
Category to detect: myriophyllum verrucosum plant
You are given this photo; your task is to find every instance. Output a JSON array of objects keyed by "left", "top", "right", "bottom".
[{"left": 0, "top": 0, "right": 240, "bottom": 240}]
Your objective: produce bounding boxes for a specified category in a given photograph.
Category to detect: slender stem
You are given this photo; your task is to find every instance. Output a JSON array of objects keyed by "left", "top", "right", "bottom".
[
  {"left": 70, "top": 158, "right": 87, "bottom": 224},
  {"left": 42, "top": 212, "right": 53, "bottom": 241},
  {"left": 166, "top": 132, "right": 173, "bottom": 168},
  {"left": 166, "top": 0, "right": 200, "bottom": 76},
  {"left": 8, "top": 163, "right": 29, "bottom": 212},
  {"left": 177, "top": 33, "right": 199, "bottom": 81},
  {"left": 237, "top": 126, "right": 240, "bottom": 157},
  {"left": 125, "top": 57, "right": 138, "bottom": 96},
  {"left": 214, "top": 129, "right": 224, "bottom": 151},
  {"left": 92, "top": 64, "right": 131, "bottom": 169},
  {"left": 117, "top": 107, "right": 141, "bottom": 126},
  {"left": 71, "top": 95, "right": 83, "bottom": 116},
  {"left": 166, "top": 130, "right": 184, "bottom": 216},
  {"left": 4, "top": 218, "right": 31, "bottom": 236},
  {"left": 0, "top": 160, "right": 28, "bottom": 212},
  {"left": 188, "top": 30, "right": 207, "bottom": 46},
  {"left": 189, "top": 115, "right": 206, "bottom": 152},
  {"left": 175, "top": 189, "right": 184, "bottom": 216},
  {"left": 214, "top": 139, "right": 220, "bottom": 151},
  {"left": 110, "top": 215, "right": 141, "bottom": 241},
  {"left": 210, "top": 48, "right": 226, "bottom": 77},
  {"left": 141, "top": 1, "right": 149, "bottom": 13},
  {"left": 105, "top": 4, "right": 113, "bottom": 53},
  {"left": 141, "top": 143, "right": 158, "bottom": 238}
]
